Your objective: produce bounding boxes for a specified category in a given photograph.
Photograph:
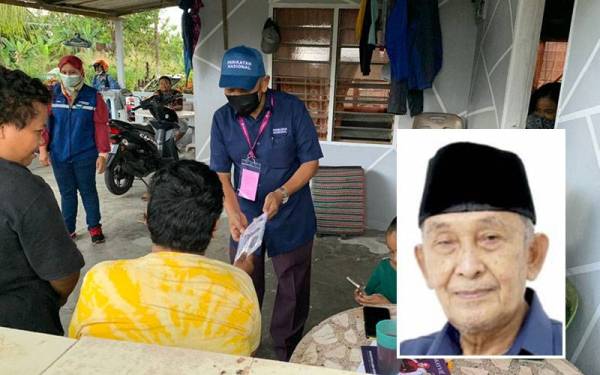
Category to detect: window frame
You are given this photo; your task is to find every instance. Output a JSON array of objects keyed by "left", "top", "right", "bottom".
[{"left": 269, "top": 2, "right": 397, "bottom": 149}]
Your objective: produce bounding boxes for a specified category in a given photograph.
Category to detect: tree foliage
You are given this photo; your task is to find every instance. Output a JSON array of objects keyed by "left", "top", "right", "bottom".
[
  {"left": 0, "top": 5, "right": 185, "bottom": 91},
  {"left": 0, "top": 5, "right": 29, "bottom": 38}
]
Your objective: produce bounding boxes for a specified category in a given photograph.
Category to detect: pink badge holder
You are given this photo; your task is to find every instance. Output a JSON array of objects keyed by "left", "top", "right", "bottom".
[{"left": 238, "top": 157, "right": 261, "bottom": 201}]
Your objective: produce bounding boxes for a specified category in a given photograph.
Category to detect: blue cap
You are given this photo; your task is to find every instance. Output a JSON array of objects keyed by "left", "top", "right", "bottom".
[{"left": 219, "top": 46, "right": 266, "bottom": 91}]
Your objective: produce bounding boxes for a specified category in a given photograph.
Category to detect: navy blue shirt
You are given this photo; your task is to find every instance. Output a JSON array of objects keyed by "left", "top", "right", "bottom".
[
  {"left": 400, "top": 288, "right": 563, "bottom": 355},
  {"left": 210, "top": 90, "right": 323, "bottom": 257}
]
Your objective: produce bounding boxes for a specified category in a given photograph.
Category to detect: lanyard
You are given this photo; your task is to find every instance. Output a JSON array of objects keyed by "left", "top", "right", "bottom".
[{"left": 237, "top": 95, "right": 274, "bottom": 160}]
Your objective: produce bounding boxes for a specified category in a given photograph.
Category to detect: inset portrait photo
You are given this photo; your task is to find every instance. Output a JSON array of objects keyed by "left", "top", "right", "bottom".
[{"left": 396, "top": 130, "right": 565, "bottom": 358}]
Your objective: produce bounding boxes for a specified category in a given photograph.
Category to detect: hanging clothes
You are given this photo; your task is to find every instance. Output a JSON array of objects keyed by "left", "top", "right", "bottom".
[
  {"left": 385, "top": 0, "right": 442, "bottom": 116},
  {"left": 388, "top": 80, "right": 424, "bottom": 116},
  {"left": 355, "top": 0, "right": 369, "bottom": 43},
  {"left": 368, "top": 0, "right": 378, "bottom": 46},
  {"left": 381, "top": 0, "right": 389, "bottom": 46},
  {"left": 180, "top": 0, "right": 204, "bottom": 82},
  {"left": 407, "top": 0, "right": 443, "bottom": 91},
  {"left": 385, "top": 0, "right": 408, "bottom": 82},
  {"left": 359, "top": 0, "right": 383, "bottom": 76},
  {"left": 385, "top": 0, "right": 410, "bottom": 114},
  {"left": 359, "top": 0, "right": 376, "bottom": 75}
]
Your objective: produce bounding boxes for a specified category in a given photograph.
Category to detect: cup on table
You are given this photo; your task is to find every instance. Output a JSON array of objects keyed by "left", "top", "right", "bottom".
[{"left": 376, "top": 319, "right": 400, "bottom": 375}]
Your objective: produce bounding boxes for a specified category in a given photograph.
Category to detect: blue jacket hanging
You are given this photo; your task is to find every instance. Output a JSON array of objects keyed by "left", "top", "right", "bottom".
[
  {"left": 385, "top": 0, "right": 443, "bottom": 115},
  {"left": 407, "top": 0, "right": 443, "bottom": 90},
  {"left": 385, "top": 0, "right": 409, "bottom": 81},
  {"left": 179, "top": 0, "right": 203, "bottom": 81}
]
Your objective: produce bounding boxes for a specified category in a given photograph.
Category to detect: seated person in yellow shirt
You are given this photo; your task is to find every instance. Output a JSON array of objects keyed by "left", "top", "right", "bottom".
[{"left": 69, "top": 160, "right": 261, "bottom": 356}]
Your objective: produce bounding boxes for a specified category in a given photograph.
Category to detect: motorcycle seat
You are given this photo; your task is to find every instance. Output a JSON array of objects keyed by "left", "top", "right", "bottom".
[
  {"left": 131, "top": 123, "right": 156, "bottom": 135},
  {"left": 149, "top": 119, "right": 180, "bottom": 131},
  {"left": 111, "top": 119, "right": 155, "bottom": 135}
]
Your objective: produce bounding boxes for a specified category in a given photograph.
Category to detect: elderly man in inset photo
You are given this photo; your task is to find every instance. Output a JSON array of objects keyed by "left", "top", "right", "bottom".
[{"left": 400, "top": 142, "right": 562, "bottom": 356}]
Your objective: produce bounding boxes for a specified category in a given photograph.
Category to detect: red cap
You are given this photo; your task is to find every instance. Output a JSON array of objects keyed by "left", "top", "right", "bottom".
[{"left": 58, "top": 55, "right": 84, "bottom": 73}]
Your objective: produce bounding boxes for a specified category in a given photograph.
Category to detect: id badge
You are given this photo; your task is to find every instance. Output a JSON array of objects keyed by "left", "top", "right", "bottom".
[{"left": 239, "top": 157, "right": 261, "bottom": 201}]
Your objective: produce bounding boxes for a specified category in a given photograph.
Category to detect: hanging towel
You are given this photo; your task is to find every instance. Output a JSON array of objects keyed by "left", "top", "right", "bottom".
[
  {"left": 355, "top": 0, "right": 369, "bottom": 43},
  {"left": 359, "top": 0, "right": 376, "bottom": 75}
]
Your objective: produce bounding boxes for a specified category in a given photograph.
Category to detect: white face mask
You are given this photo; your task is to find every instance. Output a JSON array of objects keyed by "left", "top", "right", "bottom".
[{"left": 60, "top": 73, "right": 82, "bottom": 89}]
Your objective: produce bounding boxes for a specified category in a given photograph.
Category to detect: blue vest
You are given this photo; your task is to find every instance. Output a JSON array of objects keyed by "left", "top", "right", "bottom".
[{"left": 48, "top": 84, "right": 98, "bottom": 163}]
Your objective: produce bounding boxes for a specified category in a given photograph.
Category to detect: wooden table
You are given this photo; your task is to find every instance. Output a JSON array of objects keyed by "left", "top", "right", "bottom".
[{"left": 290, "top": 307, "right": 583, "bottom": 374}]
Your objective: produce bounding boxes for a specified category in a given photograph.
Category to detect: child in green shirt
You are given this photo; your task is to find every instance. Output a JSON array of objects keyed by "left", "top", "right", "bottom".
[{"left": 355, "top": 217, "right": 397, "bottom": 305}]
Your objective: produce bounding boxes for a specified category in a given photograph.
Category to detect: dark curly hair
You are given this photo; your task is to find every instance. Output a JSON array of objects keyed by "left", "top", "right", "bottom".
[
  {"left": 0, "top": 66, "right": 51, "bottom": 130},
  {"left": 147, "top": 160, "right": 224, "bottom": 253}
]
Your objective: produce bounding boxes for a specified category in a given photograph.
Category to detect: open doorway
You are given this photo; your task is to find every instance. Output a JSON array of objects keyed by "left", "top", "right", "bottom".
[
  {"left": 502, "top": 0, "right": 576, "bottom": 129},
  {"left": 526, "top": 0, "right": 575, "bottom": 129}
]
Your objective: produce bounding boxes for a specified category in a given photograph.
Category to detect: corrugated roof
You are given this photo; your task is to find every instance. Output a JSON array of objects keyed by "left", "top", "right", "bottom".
[{"left": 1, "top": 0, "right": 178, "bottom": 18}]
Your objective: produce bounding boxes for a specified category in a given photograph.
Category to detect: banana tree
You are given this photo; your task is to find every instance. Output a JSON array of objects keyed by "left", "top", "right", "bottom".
[{"left": 0, "top": 5, "right": 29, "bottom": 38}]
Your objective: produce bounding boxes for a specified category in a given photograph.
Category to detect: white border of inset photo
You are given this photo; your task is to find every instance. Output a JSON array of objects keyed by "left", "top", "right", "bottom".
[{"left": 396, "top": 129, "right": 565, "bottom": 359}]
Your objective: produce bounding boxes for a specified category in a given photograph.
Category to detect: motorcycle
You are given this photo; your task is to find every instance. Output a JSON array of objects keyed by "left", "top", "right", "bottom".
[{"left": 104, "top": 93, "right": 181, "bottom": 195}]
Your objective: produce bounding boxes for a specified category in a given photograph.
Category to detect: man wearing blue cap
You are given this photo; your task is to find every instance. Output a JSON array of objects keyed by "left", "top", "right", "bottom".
[
  {"left": 210, "top": 45, "right": 323, "bottom": 361},
  {"left": 400, "top": 142, "right": 562, "bottom": 356}
]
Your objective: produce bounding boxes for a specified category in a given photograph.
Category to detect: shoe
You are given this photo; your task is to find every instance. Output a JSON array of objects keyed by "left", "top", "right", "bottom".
[{"left": 89, "top": 225, "right": 105, "bottom": 244}]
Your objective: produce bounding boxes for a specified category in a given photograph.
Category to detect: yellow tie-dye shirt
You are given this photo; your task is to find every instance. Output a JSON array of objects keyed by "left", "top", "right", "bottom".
[{"left": 68, "top": 251, "right": 261, "bottom": 356}]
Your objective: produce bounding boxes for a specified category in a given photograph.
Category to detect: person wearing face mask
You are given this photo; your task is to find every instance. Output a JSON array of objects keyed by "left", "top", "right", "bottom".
[
  {"left": 526, "top": 82, "right": 561, "bottom": 129},
  {"left": 92, "top": 59, "right": 120, "bottom": 91},
  {"left": 210, "top": 45, "right": 323, "bottom": 361},
  {"left": 39, "top": 55, "right": 110, "bottom": 244}
]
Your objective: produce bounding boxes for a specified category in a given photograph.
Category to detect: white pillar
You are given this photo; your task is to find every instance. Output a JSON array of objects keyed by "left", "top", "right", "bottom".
[{"left": 114, "top": 18, "right": 126, "bottom": 88}]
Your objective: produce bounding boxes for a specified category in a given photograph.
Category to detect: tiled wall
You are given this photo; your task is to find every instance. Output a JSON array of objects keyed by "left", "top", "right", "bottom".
[{"left": 556, "top": 1, "right": 600, "bottom": 374}]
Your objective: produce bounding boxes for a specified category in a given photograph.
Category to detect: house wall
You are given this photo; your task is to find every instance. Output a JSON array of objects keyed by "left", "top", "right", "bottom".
[
  {"left": 465, "top": 0, "right": 518, "bottom": 129},
  {"left": 192, "top": 0, "right": 477, "bottom": 230},
  {"left": 556, "top": 0, "right": 600, "bottom": 373}
]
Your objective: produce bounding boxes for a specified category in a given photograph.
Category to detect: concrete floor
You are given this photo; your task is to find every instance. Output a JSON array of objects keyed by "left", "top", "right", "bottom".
[{"left": 29, "top": 155, "right": 388, "bottom": 361}]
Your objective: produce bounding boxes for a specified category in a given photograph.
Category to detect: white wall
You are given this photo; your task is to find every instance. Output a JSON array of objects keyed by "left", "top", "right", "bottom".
[
  {"left": 556, "top": 1, "right": 600, "bottom": 373},
  {"left": 466, "top": 0, "right": 517, "bottom": 128},
  {"left": 193, "top": 0, "right": 478, "bottom": 230},
  {"left": 192, "top": 0, "right": 268, "bottom": 164}
]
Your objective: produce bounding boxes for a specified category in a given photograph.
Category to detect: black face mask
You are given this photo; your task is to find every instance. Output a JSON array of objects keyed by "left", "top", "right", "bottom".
[{"left": 226, "top": 91, "right": 261, "bottom": 117}]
